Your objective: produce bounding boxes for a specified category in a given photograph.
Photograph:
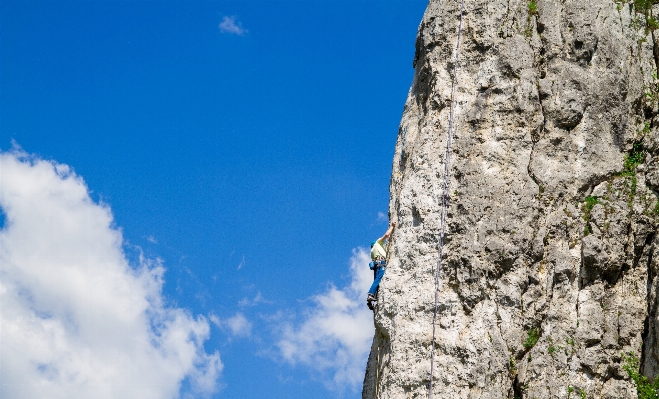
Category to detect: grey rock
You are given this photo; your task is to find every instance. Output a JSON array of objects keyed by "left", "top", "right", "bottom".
[
  {"left": 364, "top": 0, "right": 659, "bottom": 398},
  {"left": 600, "top": 378, "right": 635, "bottom": 399},
  {"left": 582, "top": 234, "right": 610, "bottom": 278}
]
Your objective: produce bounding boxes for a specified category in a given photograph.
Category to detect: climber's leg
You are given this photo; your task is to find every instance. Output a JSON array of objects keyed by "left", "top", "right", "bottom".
[{"left": 367, "top": 265, "right": 386, "bottom": 297}]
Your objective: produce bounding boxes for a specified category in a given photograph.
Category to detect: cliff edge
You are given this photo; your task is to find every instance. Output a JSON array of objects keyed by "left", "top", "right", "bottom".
[{"left": 364, "top": 0, "right": 659, "bottom": 398}]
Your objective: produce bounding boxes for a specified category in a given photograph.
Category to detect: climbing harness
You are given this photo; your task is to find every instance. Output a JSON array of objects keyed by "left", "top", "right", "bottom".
[
  {"left": 428, "top": 0, "right": 466, "bottom": 398},
  {"left": 369, "top": 259, "right": 387, "bottom": 270}
]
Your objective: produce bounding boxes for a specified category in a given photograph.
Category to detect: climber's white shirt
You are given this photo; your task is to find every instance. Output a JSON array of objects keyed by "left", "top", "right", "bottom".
[{"left": 371, "top": 239, "right": 387, "bottom": 260}]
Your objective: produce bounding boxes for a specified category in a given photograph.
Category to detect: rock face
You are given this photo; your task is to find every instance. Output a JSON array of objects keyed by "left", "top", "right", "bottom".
[{"left": 363, "top": 1, "right": 659, "bottom": 398}]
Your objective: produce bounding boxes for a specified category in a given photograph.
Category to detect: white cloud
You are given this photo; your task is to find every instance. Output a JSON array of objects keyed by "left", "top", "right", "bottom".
[
  {"left": 210, "top": 313, "right": 252, "bottom": 338},
  {"left": 238, "top": 291, "right": 268, "bottom": 307},
  {"left": 226, "top": 313, "right": 252, "bottom": 337},
  {"left": 0, "top": 149, "right": 222, "bottom": 399},
  {"left": 237, "top": 255, "right": 245, "bottom": 270},
  {"left": 276, "top": 248, "right": 374, "bottom": 391},
  {"left": 219, "top": 16, "right": 247, "bottom": 36}
]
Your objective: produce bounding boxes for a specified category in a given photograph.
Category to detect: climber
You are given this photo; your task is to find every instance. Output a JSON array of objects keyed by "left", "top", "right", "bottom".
[{"left": 367, "top": 221, "right": 396, "bottom": 310}]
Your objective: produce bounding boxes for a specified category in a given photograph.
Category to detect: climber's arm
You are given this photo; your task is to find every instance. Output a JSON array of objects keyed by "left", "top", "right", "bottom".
[{"left": 380, "top": 222, "right": 396, "bottom": 242}]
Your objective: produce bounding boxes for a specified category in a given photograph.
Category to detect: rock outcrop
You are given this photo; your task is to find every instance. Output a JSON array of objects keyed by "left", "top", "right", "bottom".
[{"left": 363, "top": 0, "right": 659, "bottom": 398}]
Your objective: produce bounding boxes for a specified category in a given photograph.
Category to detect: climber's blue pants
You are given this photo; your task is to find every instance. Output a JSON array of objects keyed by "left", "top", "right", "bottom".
[{"left": 368, "top": 266, "right": 386, "bottom": 296}]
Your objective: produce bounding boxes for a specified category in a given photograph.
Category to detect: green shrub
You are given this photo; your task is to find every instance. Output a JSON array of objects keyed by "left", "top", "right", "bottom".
[
  {"left": 548, "top": 339, "right": 555, "bottom": 356},
  {"left": 650, "top": 17, "right": 659, "bottom": 32},
  {"left": 524, "top": 327, "right": 540, "bottom": 350},
  {"left": 622, "top": 142, "right": 645, "bottom": 177},
  {"left": 583, "top": 196, "right": 599, "bottom": 214},
  {"left": 643, "top": 121, "right": 652, "bottom": 135},
  {"left": 634, "top": 0, "right": 659, "bottom": 13},
  {"left": 528, "top": 1, "right": 538, "bottom": 15},
  {"left": 623, "top": 352, "right": 659, "bottom": 399}
]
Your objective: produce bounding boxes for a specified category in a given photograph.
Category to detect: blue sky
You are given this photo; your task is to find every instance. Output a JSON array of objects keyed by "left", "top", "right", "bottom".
[{"left": 0, "top": 1, "right": 427, "bottom": 398}]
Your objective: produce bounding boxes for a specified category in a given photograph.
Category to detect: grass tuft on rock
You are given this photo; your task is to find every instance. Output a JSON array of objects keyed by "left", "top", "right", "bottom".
[
  {"left": 528, "top": 1, "right": 538, "bottom": 15},
  {"left": 523, "top": 327, "right": 540, "bottom": 350},
  {"left": 622, "top": 142, "right": 645, "bottom": 177},
  {"left": 623, "top": 352, "right": 659, "bottom": 399}
]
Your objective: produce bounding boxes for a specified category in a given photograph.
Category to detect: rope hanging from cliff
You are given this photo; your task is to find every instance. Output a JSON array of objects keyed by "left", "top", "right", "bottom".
[{"left": 428, "top": 0, "right": 465, "bottom": 397}]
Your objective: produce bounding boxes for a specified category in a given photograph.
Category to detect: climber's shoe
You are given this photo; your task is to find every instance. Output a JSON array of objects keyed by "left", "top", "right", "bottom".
[
  {"left": 367, "top": 293, "right": 376, "bottom": 302},
  {"left": 367, "top": 300, "right": 375, "bottom": 310}
]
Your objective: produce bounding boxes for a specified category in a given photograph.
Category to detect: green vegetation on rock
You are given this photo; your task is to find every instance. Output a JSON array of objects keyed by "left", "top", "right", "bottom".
[
  {"left": 582, "top": 196, "right": 600, "bottom": 236},
  {"left": 622, "top": 142, "right": 645, "bottom": 177},
  {"left": 623, "top": 352, "right": 659, "bottom": 399},
  {"left": 524, "top": 327, "right": 540, "bottom": 350},
  {"left": 528, "top": 1, "right": 538, "bottom": 15}
]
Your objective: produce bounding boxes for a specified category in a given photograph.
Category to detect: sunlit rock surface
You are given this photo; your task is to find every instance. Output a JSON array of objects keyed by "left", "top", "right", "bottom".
[{"left": 363, "top": 1, "right": 659, "bottom": 398}]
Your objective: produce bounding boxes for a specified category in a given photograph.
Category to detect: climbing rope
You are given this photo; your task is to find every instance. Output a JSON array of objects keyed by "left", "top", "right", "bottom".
[
  {"left": 375, "top": 343, "right": 381, "bottom": 397},
  {"left": 428, "top": 0, "right": 465, "bottom": 397}
]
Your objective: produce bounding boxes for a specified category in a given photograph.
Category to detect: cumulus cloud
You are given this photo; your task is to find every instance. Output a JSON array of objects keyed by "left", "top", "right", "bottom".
[
  {"left": 210, "top": 313, "right": 252, "bottom": 338},
  {"left": 226, "top": 313, "right": 252, "bottom": 337},
  {"left": 218, "top": 16, "right": 247, "bottom": 36},
  {"left": 276, "top": 248, "right": 374, "bottom": 391},
  {"left": 0, "top": 149, "right": 222, "bottom": 399}
]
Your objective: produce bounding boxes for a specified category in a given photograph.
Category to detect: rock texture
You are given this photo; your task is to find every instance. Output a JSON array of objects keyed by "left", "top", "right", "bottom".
[{"left": 363, "top": 0, "right": 659, "bottom": 398}]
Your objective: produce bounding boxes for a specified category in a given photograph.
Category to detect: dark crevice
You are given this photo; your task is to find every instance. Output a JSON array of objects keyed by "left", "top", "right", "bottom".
[
  {"left": 528, "top": 47, "right": 548, "bottom": 198},
  {"left": 526, "top": 69, "right": 548, "bottom": 317},
  {"left": 413, "top": 57, "right": 435, "bottom": 114},
  {"left": 650, "top": 29, "right": 659, "bottom": 123},
  {"left": 412, "top": 206, "right": 422, "bottom": 227},
  {"left": 652, "top": 35, "right": 659, "bottom": 79},
  {"left": 512, "top": 375, "right": 523, "bottom": 399},
  {"left": 645, "top": 106, "right": 655, "bottom": 120},
  {"left": 537, "top": 21, "right": 545, "bottom": 35},
  {"left": 640, "top": 235, "right": 656, "bottom": 377},
  {"left": 634, "top": 229, "right": 654, "bottom": 272}
]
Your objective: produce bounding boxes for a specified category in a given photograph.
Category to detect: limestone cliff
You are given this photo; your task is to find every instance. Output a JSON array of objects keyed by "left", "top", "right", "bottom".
[{"left": 363, "top": 0, "right": 659, "bottom": 398}]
